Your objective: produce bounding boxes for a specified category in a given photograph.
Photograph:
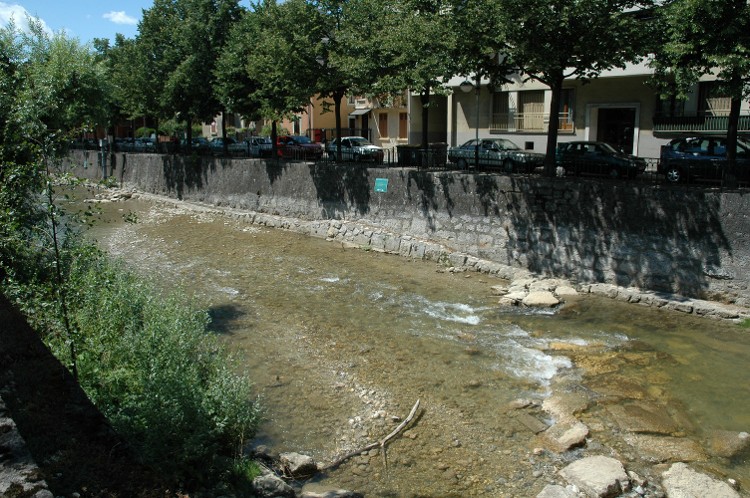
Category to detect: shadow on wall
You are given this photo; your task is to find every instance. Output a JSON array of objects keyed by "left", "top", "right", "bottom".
[
  {"left": 307, "top": 162, "right": 372, "bottom": 217},
  {"left": 161, "top": 155, "right": 206, "bottom": 200},
  {"left": 498, "top": 176, "right": 733, "bottom": 298}
]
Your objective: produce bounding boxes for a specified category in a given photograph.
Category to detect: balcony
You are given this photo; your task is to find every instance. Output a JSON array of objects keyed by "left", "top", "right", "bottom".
[
  {"left": 653, "top": 114, "right": 750, "bottom": 136},
  {"left": 490, "top": 111, "right": 574, "bottom": 133}
]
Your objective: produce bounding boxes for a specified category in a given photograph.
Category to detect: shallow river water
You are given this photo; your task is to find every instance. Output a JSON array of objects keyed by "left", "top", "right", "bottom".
[{"left": 83, "top": 190, "right": 750, "bottom": 497}]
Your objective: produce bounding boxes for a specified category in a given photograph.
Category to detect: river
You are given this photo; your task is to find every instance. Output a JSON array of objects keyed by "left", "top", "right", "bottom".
[{"left": 83, "top": 189, "right": 750, "bottom": 497}]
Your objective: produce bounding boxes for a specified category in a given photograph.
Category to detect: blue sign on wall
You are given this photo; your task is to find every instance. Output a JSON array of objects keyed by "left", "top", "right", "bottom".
[{"left": 374, "top": 178, "right": 389, "bottom": 193}]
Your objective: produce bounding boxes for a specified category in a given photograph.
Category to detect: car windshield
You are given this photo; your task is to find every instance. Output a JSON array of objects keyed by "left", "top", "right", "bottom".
[
  {"left": 349, "top": 138, "right": 372, "bottom": 146},
  {"left": 598, "top": 143, "right": 619, "bottom": 154},
  {"left": 293, "top": 136, "right": 312, "bottom": 144},
  {"left": 493, "top": 139, "right": 520, "bottom": 150}
]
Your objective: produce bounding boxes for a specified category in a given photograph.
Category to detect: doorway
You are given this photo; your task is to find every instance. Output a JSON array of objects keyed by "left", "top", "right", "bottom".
[{"left": 596, "top": 107, "right": 636, "bottom": 154}]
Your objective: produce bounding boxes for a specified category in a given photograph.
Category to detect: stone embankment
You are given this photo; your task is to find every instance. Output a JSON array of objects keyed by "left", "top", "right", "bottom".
[{"left": 90, "top": 187, "right": 750, "bottom": 323}]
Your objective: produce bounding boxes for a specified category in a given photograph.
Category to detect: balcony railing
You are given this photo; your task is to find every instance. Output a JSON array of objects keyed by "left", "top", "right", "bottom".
[
  {"left": 490, "top": 111, "right": 573, "bottom": 133},
  {"left": 653, "top": 114, "right": 750, "bottom": 135}
]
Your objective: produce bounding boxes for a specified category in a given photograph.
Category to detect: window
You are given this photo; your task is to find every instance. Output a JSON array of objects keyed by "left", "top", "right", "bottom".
[
  {"left": 399, "top": 112, "right": 408, "bottom": 139},
  {"left": 491, "top": 92, "right": 510, "bottom": 131},
  {"left": 559, "top": 89, "right": 575, "bottom": 131},
  {"left": 518, "top": 91, "right": 545, "bottom": 131},
  {"left": 655, "top": 94, "right": 685, "bottom": 118},
  {"left": 379, "top": 113, "right": 389, "bottom": 137},
  {"left": 698, "top": 82, "right": 731, "bottom": 116}
]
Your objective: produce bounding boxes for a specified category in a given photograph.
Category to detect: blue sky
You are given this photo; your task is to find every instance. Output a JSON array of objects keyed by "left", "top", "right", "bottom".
[{"left": 0, "top": 1, "right": 154, "bottom": 43}]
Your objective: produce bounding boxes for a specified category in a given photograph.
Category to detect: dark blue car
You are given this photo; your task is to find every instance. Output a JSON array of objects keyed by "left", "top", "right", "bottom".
[{"left": 658, "top": 136, "right": 750, "bottom": 183}]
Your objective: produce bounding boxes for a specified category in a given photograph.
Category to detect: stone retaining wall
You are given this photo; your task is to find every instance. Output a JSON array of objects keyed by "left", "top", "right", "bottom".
[{"left": 65, "top": 151, "right": 750, "bottom": 308}]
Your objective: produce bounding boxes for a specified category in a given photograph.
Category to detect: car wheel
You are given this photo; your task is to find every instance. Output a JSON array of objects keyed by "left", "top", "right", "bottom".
[
  {"left": 665, "top": 166, "right": 682, "bottom": 183},
  {"left": 456, "top": 158, "right": 468, "bottom": 170},
  {"left": 503, "top": 159, "right": 514, "bottom": 174}
]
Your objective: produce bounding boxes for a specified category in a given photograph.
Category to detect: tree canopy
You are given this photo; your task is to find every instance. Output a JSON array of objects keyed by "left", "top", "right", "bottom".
[
  {"left": 498, "top": 0, "right": 655, "bottom": 174},
  {"left": 651, "top": 0, "right": 750, "bottom": 182}
]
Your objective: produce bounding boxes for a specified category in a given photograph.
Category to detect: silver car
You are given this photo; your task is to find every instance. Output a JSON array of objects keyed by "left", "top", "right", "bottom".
[
  {"left": 448, "top": 138, "right": 545, "bottom": 172},
  {"left": 327, "top": 136, "right": 384, "bottom": 163}
]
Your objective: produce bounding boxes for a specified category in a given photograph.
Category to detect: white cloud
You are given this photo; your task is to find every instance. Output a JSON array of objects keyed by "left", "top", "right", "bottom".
[
  {"left": 0, "top": 2, "right": 52, "bottom": 33},
  {"left": 102, "top": 10, "right": 137, "bottom": 26}
]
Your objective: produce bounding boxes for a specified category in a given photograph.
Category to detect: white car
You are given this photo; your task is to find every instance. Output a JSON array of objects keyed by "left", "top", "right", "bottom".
[{"left": 327, "top": 136, "right": 384, "bottom": 163}]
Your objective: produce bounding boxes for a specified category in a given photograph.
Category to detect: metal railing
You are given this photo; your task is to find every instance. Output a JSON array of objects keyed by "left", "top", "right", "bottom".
[{"left": 653, "top": 114, "right": 750, "bottom": 134}]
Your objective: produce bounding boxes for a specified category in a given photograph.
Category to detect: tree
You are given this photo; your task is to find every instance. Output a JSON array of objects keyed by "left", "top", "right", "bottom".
[
  {"left": 651, "top": 0, "right": 750, "bottom": 185},
  {"left": 349, "top": 0, "right": 457, "bottom": 158},
  {"left": 246, "top": 0, "right": 325, "bottom": 156},
  {"left": 498, "top": 0, "right": 654, "bottom": 176},
  {"left": 214, "top": 9, "right": 262, "bottom": 123},
  {"left": 136, "top": 0, "right": 242, "bottom": 149}
]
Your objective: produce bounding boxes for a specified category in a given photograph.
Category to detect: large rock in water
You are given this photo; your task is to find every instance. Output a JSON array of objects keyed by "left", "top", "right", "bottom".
[
  {"left": 559, "top": 455, "right": 629, "bottom": 497},
  {"left": 252, "top": 473, "right": 296, "bottom": 498},
  {"left": 707, "top": 430, "right": 750, "bottom": 459},
  {"left": 523, "top": 291, "right": 560, "bottom": 307},
  {"left": 280, "top": 452, "right": 318, "bottom": 478},
  {"left": 661, "top": 462, "right": 740, "bottom": 498}
]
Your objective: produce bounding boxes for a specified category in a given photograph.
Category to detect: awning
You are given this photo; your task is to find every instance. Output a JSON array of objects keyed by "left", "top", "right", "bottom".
[{"left": 349, "top": 108, "right": 371, "bottom": 117}]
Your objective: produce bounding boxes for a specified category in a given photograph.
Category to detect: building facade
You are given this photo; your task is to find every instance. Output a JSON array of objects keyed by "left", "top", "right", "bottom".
[{"left": 445, "top": 60, "right": 750, "bottom": 160}]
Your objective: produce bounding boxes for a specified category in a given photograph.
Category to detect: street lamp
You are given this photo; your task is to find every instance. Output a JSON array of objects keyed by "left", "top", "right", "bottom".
[{"left": 460, "top": 75, "right": 481, "bottom": 169}]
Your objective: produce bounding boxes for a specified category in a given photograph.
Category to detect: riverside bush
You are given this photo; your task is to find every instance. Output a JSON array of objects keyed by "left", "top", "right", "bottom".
[{"left": 38, "top": 243, "right": 263, "bottom": 485}]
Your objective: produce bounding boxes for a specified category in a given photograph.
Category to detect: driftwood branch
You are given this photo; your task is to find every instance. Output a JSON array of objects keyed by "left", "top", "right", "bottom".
[{"left": 319, "top": 399, "right": 420, "bottom": 472}]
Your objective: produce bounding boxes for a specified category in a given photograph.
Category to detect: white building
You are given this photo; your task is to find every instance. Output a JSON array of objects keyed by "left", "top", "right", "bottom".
[{"left": 419, "top": 60, "right": 750, "bottom": 159}]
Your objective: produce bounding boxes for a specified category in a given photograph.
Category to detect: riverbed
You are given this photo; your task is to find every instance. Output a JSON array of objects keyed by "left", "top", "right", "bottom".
[{"left": 83, "top": 189, "right": 750, "bottom": 497}]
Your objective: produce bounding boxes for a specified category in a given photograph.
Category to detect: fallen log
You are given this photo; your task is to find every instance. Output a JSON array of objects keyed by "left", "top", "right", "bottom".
[{"left": 319, "top": 399, "right": 421, "bottom": 472}]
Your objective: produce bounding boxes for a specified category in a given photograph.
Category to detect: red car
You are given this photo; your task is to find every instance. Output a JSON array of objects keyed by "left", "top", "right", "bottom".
[{"left": 277, "top": 135, "right": 324, "bottom": 160}]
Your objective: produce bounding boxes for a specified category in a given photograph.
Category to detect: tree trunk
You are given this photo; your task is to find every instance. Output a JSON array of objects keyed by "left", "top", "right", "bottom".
[
  {"left": 421, "top": 84, "right": 431, "bottom": 169},
  {"left": 271, "top": 120, "right": 278, "bottom": 159},
  {"left": 221, "top": 111, "right": 228, "bottom": 156},
  {"left": 186, "top": 116, "right": 193, "bottom": 153},
  {"left": 724, "top": 93, "right": 741, "bottom": 188},
  {"left": 543, "top": 72, "right": 564, "bottom": 177},
  {"left": 334, "top": 88, "right": 344, "bottom": 162}
]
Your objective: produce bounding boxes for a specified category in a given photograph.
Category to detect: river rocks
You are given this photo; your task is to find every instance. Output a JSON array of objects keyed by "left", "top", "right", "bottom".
[
  {"left": 707, "top": 430, "right": 750, "bottom": 459},
  {"left": 607, "top": 402, "right": 679, "bottom": 435},
  {"left": 523, "top": 291, "right": 561, "bottom": 307},
  {"left": 559, "top": 455, "right": 629, "bottom": 497},
  {"left": 623, "top": 434, "right": 707, "bottom": 463},
  {"left": 495, "top": 277, "right": 578, "bottom": 308},
  {"left": 536, "top": 484, "right": 580, "bottom": 497},
  {"left": 252, "top": 473, "right": 296, "bottom": 498},
  {"left": 661, "top": 462, "right": 740, "bottom": 497},
  {"left": 542, "top": 391, "right": 591, "bottom": 423},
  {"left": 280, "top": 452, "right": 318, "bottom": 479},
  {"left": 541, "top": 420, "right": 590, "bottom": 453}
]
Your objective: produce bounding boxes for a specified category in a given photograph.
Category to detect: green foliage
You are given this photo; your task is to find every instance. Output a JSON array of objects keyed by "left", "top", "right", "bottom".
[
  {"left": 135, "top": 126, "right": 155, "bottom": 138},
  {"left": 741, "top": 319, "right": 750, "bottom": 329},
  {"left": 651, "top": 0, "right": 750, "bottom": 100},
  {"left": 38, "top": 245, "right": 262, "bottom": 484}
]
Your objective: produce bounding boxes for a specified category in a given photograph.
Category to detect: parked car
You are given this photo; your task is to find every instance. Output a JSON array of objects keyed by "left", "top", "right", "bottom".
[
  {"left": 447, "top": 138, "right": 544, "bottom": 172},
  {"left": 180, "top": 136, "right": 211, "bottom": 154},
  {"left": 326, "top": 136, "right": 384, "bottom": 163},
  {"left": 133, "top": 137, "right": 157, "bottom": 153},
  {"left": 249, "top": 136, "right": 273, "bottom": 157},
  {"left": 658, "top": 136, "right": 750, "bottom": 183},
  {"left": 277, "top": 135, "right": 324, "bottom": 160},
  {"left": 556, "top": 141, "right": 647, "bottom": 179},
  {"left": 209, "top": 137, "right": 249, "bottom": 156}
]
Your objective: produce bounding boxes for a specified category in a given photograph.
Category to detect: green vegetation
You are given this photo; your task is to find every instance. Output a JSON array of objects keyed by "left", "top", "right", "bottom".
[
  {"left": 0, "top": 17, "right": 262, "bottom": 492},
  {"left": 43, "top": 246, "right": 261, "bottom": 483},
  {"left": 741, "top": 319, "right": 750, "bottom": 329}
]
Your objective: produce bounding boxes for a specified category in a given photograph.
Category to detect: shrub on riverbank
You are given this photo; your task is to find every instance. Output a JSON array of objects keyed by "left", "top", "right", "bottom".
[{"left": 28, "top": 243, "right": 263, "bottom": 486}]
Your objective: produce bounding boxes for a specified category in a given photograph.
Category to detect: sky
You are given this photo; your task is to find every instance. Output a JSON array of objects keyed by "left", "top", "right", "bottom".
[{"left": 0, "top": 1, "right": 154, "bottom": 44}]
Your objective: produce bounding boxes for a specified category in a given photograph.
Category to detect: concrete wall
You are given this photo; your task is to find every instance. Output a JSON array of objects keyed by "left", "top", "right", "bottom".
[{"left": 65, "top": 151, "right": 750, "bottom": 307}]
